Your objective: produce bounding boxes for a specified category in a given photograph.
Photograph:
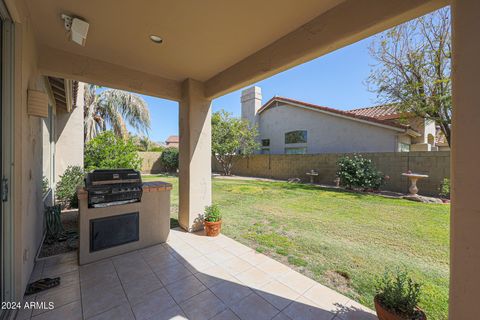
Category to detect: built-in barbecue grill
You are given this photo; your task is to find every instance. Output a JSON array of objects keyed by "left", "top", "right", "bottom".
[{"left": 85, "top": 169, "right": 143, "bottom": 208}]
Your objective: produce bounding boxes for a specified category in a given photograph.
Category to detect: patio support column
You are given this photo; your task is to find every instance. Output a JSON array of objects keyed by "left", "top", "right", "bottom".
[
  {"left": 450, "top": 1, "right": 480, "bottom": 319},
  {"left": 178, "top": 79, "right": 212, "bottom": 231}
]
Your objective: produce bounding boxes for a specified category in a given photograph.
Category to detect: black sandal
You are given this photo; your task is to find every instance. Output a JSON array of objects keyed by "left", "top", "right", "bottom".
[{"left": 25, "top": 277, "right": 61, "bottom": 295}]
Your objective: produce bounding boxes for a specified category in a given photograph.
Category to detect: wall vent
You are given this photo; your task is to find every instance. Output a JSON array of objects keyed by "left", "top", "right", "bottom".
[{"left": 27, "top": 89, "right": 49, "bottom": 118}]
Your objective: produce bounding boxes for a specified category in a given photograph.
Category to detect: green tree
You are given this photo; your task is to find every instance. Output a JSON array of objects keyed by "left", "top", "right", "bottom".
[
  {"left": 84, "top": 84, "right": 151, "bottom": 142},
  {"left": 160, "top": 147, "right": 179, "bottom": 172},
  {"left": 367, "top": 8, "right": 451, "bottom": 146},
  {"left": 212, "top": 110, "right": 259, "bottom": 176},
  {"left": 84, "top": 131, "right": 142, "bottom": 171}
]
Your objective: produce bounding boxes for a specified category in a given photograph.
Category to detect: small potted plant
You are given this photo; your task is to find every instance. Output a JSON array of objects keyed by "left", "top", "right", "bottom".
[
  {"left": 374, "top": 269, "right": 426, "bottom": 320},
  {"left": 204, "top": 204, "right": 222, "bottom": 237}
]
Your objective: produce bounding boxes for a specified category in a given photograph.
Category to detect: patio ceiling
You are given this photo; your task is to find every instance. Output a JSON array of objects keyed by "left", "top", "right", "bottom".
[{"left": 18, "top": 0, "right": 447, "bottom": 100}]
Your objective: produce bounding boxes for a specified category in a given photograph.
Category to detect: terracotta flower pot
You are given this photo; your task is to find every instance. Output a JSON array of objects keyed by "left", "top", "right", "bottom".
[
  {"left": 374, "top": 296, "right": 426, "bottom": 320},
  {"left": 204, "top": 220, "right": 222, "bottom": 237}
]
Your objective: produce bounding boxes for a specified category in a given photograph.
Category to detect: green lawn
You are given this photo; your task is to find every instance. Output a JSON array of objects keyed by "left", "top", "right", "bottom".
[{"left": 143, "top": 174, "right": 450, "bottom": 319}]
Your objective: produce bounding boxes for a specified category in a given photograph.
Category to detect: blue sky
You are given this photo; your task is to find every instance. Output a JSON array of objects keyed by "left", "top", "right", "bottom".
[{"left": 130, "top": 35, "right": 379, "bottom": 143}]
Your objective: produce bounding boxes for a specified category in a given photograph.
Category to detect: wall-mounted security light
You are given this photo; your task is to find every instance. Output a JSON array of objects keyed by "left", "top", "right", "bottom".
[{"left": 61, "top": 14, "right": 89, "bottom": 46}]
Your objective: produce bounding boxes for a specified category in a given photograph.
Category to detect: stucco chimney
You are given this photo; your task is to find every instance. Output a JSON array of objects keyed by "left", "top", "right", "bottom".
[{"left": 241, "top": 86, "right": 262, "bottom": 127}]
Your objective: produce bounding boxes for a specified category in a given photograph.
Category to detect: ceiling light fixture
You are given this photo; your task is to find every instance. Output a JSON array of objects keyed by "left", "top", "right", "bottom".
[{"left": 149, "top": 35, "right": 163, "bottom": 44}]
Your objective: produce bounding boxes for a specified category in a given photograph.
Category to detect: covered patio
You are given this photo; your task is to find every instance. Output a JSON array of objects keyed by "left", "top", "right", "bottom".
[
  {"left": 3, "top": 0, "right": 479, "bottom": 319},
  {"left": 19, "top": 229, "right": 375, "bottom": 320}
]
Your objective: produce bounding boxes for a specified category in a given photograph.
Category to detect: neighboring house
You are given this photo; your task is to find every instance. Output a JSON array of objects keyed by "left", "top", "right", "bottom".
[
  {"left": 42, "top": 78, "right": 85, "bottom": 200},
  {"left": 241, "top": 86, "right": 442, "bottom": 155},
  {"left": 349, "top": 105, "right": 445, "bottom": 151},
  {"left": 165, "top": 135, "right": 179, "bottom": 148}
]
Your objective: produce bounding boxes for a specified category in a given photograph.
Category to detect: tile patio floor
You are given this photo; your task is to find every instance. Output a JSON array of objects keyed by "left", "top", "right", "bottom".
[{"left": 17, "top": 228, "right": 377, "bottom": 320}]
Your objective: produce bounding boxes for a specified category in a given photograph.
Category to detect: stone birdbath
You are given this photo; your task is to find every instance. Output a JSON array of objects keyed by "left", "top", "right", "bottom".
[
  {"left": 402, "top": 172, "right": 429, "bottom": 195},
  {"left": 306, "top": 170, "right": 319, "bottom": 184}
]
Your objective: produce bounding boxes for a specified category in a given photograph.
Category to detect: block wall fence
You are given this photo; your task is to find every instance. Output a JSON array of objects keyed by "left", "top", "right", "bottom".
[
  {"left": 139, "top": 152, "right": 164, "bottom": 173},
  {"left": 212, "top": 152, "right": 450, "bottom": 196}
]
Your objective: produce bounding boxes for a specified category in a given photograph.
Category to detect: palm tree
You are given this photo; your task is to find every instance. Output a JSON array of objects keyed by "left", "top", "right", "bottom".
[{"left": 84, "top": 84, "right": 151, "bottom": 142}]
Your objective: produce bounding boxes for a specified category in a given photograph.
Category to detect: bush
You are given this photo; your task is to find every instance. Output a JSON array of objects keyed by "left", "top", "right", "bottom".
[
  {"left": 336, "top": 154, "right": 385, "bottom": 190},
  {"left": 150, "top": 146, "right": 165, "bottom": 152},
  {"left": 160, "top": 147, "right": 179, "bottom": 172},
  {"left": 204, "top": 204, "right": 222, "bottom": 222},
  {"left": 439, "top": 178, "right": 450, "bottom": 198},
  {"left": 56, "top": 166, "right": 84, "bottom": 208},
  {"left": 375, "top": 269, "right": 422, "bottom": 318},
  {"left": 84, "top": 131, "right": 142, "bottom": 171}
]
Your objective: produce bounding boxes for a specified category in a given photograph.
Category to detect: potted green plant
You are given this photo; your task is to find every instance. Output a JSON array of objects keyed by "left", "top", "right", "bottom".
[
  {"left": 374, "top": 269, "right": 426, "bottom": 320},
  {"left": 204, "top": 204, "right": 222, "bottom": 237}
]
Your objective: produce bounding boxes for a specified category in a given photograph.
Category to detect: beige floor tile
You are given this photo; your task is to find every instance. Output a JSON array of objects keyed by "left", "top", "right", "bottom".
[
  {"left": 80, "top": 269, "right": 121, "bottom": 292},
  {"left": 179, "top": 290, "right": 227, "bottom": 320},
  {"left": 283, "top": 295, "right": 336, "bottom": 320},
  {"left": 111, "top": 251, "right": 142, "bottom": 267},
  {"left": 154, "top": 261, "right": 193, "bottom": 286},
  {"left": 165, "top": 274, "right": 207, "bottom": 303},
  {"left": 194, "top": 265, "right": 236, "bottom": 288},
  {"left": 223, "top": 242, "right": 253, "bottom": 257},
  {"left": 42, "top": 251, "right": 78, "bottom": 268},
  {"left": 33, "top": 283, "right": 81, "bottom": 316},
  {"left": 272, "top": 312, "right": 293, "bottom": 320},
  {"left": 257, "top": 258, "right": 291, "bottom": 279},
  {"left": 82, "top": 283, "right": 128, "bottom": 319},
  {"left": 210, "top": 309, "right": 241, "bottom": 320},
  {"left": 145, "top": 304, "right": 188, "bottom": 320},
  {"left": 139, "top": 244, "right": 171, "bottom": 259},
  {"left": 230, "top": 293, "right": 279, "bottom": 320},
  {"left": 116, "top": 259, "right": 154, "bottom": 285},
  {"left": 42, "top": 259, "right": 78, "bottom": 278},
  {"left": 122, "top": 272, "right": 163, "bottom": 305},
  {"left": 181, "top": 255, "right": 216, "bottom": 274},
  {"left": 210, "top": 280, "right": 252, "bottom": 306},
  {"left": 145, "top": 253, "right": 182, "bottom": 272},
  {"left": 256, "top": 280, "right": 300, "bottom": 310},
  {"left": 79, "top": 259, "right": 116, "bottom": 283},
  {"left": 31, "top": 300, "right": 82, "bottom": 320},
  {"left": 303, "top": 284, "right": 350, "bottom": 314},
  {"left": 277, "top": 271, "right": 316, "bottom": 294},
  {"left": 235, "top": 267, "right": 272, "bottom": 289},
  {"left": 131, "top": 288, "right": 177, "bottom": 320},
  {"left": 171, "top": 246, "right": 204, "bottom": 261},
  {"left": 204, "top": 248, "right": 236, "bottom": 265},
  {"left": 220, "top": 257, "right": 253, "bottom": 276},
  {"left": 238, "top": 251, "right": 270, "bottom": 266},
  {"left": 87, "top": 304, "right": 135, "bottom": 320},
  {"left": 335, "top": 299, "right": 377, "bottom": 320}
]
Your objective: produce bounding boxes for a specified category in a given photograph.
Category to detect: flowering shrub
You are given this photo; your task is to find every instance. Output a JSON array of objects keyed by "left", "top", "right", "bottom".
[{"left": 337, "top": 154, "right": 385, "bottom": 190}]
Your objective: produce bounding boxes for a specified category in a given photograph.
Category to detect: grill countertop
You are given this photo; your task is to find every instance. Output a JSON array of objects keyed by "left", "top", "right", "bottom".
[{"left": 77, "top": 181, "right": 173, "bottom": 199}]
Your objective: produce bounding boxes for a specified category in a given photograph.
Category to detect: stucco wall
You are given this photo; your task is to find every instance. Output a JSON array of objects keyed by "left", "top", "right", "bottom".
[
  {"left": 14, "top": 17, "right": 46, "bottom": 299},
  {"left": 258, "top": 104, "right": 409, "bottom": 154},
  {"left": 213, "top": 151, "right": 450, "bottom": 196},
  {"left": 55, "top": 85, "right": 85, "bottom": 182},
  {"left": 139, "top": 152, "right": 164, "bottom": 173}
]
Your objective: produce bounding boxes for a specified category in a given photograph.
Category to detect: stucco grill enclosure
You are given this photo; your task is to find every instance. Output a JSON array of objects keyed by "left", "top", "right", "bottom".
[
  {"left": 9, "top": 1, "right": 480, "bottom": 319},
  {"left": 77, "top": 182, "right": 171, "bottom": 265}
]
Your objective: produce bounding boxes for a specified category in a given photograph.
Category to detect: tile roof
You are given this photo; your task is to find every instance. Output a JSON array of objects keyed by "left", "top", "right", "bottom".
[
  {"left": 258, "top": 97, "right": 409, "bottom": 131},
  {"left": 166, "top": 135, "right": 179, "bottom": 143},
  {"left": 348, "top": 104, "right": 402, "bottom": 120}
]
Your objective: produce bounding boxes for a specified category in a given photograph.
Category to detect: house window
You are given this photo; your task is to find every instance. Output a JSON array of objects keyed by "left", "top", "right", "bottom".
[
  {"left": 285, "top": 147, "right": 307, "bottom": 155},
  {"left": 285, "top": 130, "right": 307, "bottom": 144},
  {"left": 398, "top": 142, "right": 410, "bottom": 152},
  {"left": 261, "top": 139, "right": 270, "bottom": 147}
]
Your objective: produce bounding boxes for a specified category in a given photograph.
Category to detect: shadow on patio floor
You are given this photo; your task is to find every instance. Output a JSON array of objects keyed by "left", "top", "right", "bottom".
[{"left": 19, "top": 228, "right": 377, "bottom": 320}]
